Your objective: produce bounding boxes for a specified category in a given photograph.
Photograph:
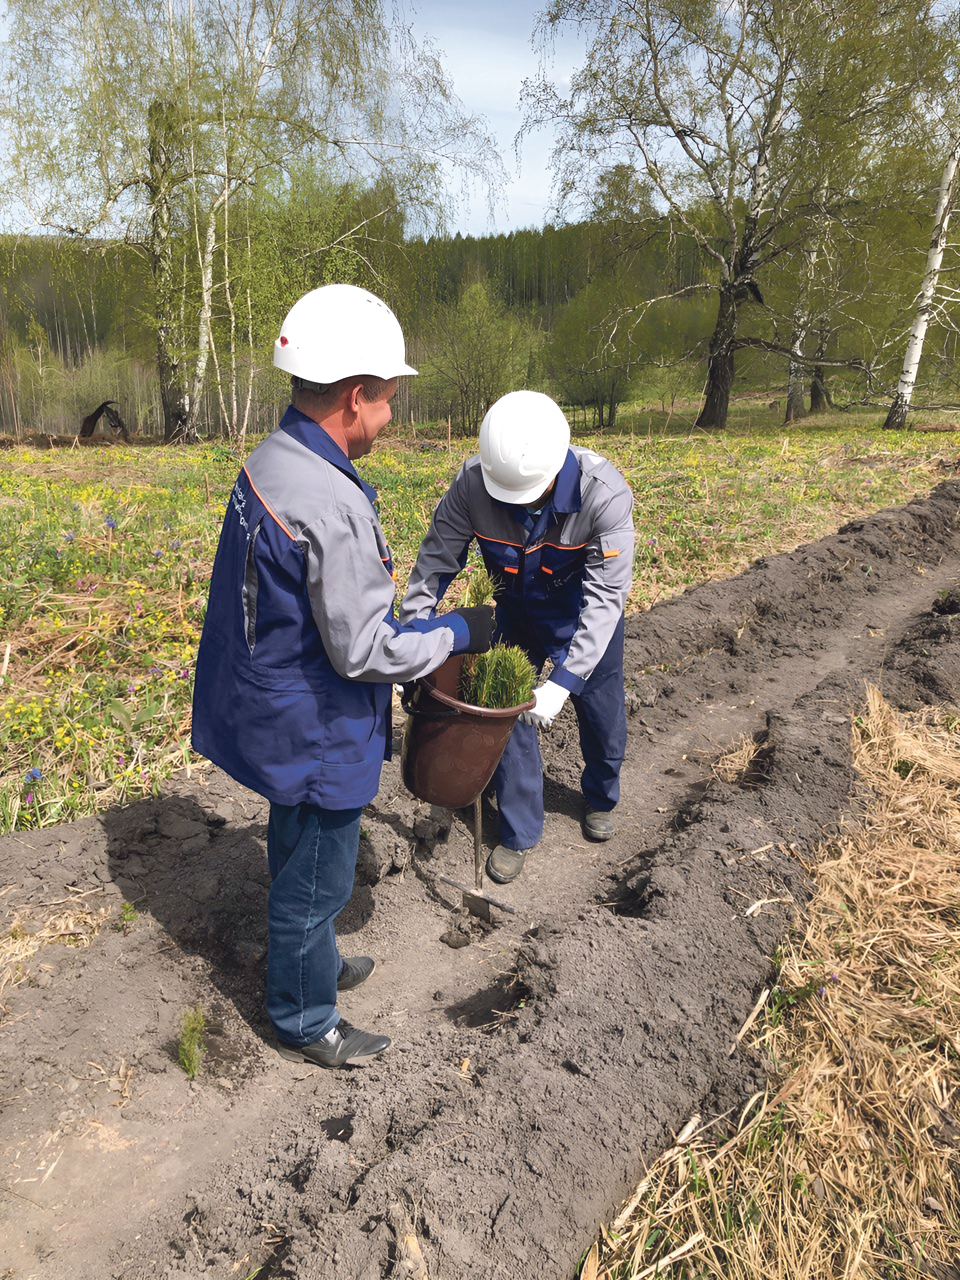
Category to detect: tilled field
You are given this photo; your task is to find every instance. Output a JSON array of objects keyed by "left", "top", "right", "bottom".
[{"left": 3, "top": 478, "right": 960, "bottom": 1280}]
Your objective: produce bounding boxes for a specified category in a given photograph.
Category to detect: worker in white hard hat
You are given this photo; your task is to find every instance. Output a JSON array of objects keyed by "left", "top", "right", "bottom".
[
  {"left": 193, "top": 284, "right": 494, "bottom": 1067},
  {"left": 401, "top": 390, "right": 634, "bottom": 884}
]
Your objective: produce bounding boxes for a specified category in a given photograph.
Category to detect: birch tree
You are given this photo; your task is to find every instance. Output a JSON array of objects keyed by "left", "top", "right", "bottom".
[
  {"left": 525, "top": 0, "right": 949, "bottom": 430},
  {"left": 2, "top": 0, "right": 500, "bottom": 441},
  {"left": 883, "top": 132, "right": 960, "bottom": 430}
]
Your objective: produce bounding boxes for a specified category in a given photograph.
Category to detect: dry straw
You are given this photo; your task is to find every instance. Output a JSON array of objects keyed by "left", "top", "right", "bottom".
[
  {"left": 592, "top": 686, "right": 960, "bottom": 1279},
  {"left": 1, "top": 891, "right": 110, "bottom": 1008}
]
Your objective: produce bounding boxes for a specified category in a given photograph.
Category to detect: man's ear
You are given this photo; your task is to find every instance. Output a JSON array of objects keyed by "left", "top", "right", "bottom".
[{"left": 346, "top": 382, "right": 365, "bottom": 415}]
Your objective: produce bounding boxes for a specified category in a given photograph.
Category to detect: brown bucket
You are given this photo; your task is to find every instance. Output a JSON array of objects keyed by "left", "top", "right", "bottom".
[{"left": 401, "top": 654, "right": 536, "bottom": 809}]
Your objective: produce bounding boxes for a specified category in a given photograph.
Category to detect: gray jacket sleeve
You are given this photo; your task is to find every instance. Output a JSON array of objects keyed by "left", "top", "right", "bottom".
[
  {"left": 399, "top": 464, "right": 475, "bottom": 623},
  {"left": 300, "top": 509, "right": 463, "bottom": 683},
  {"left": 551, "top": 485, "right": 634, "bottom": 693}
]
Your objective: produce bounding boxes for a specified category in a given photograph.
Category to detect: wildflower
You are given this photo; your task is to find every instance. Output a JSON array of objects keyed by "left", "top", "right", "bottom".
[
  {"left": 153, "top": 550, "right": 162, "bottom": 558},
  {"left": 178, "top": 668, "right": 190, "bottom": 679},
  {"left": 64, "top": 531, "right": 75, "bottom": 542},
  {"left": 105, "top": 516, "right": 117, "bottom": 530},
  {"left": 170, "top": 539, "right": 182, "bottom": 551},
  {"left": 25, "top": 792, "right": 34, "bottom": 804},
  {"left": 818, "top": 986, "right": 827, "bottom": 997},
  {"left": 26, "top": 767, "right": 42, "bottom": 781},
  {"left": 647, "top": 536, "right": 657, "bottom": 546}
]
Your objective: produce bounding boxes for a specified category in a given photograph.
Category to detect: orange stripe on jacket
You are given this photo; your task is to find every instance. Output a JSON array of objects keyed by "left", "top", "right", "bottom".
[{"left": 244, "top": 468, "right": 295, "bottom": 541}]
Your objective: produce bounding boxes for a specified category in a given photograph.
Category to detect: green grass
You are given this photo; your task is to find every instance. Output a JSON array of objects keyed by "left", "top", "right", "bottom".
[
  {"left": 178, "top": 1003, "right": 206, "bottom": 1079},
  {"left": 0, "top": 402, "right": 957, "bottom": 830}
]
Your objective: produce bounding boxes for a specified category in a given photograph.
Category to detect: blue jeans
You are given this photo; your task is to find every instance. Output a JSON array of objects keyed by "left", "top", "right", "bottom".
[
  {"left": 493, "top": 615, "right": 627, "bottom": 851},
  {"left": 266, "top": 801, "right": 362, "bottom": 1046}
]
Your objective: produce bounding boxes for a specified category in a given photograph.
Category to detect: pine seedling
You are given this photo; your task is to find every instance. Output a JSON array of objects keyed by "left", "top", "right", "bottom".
[
  {"left": 460, "top": 644, "right": 536, "bottom": 710},
  {"left": 178, "top": 1004, "right": 206, "bottom": 1079},
  {"left": 463, "top": 567, "right": 495, "bottom": 608}
]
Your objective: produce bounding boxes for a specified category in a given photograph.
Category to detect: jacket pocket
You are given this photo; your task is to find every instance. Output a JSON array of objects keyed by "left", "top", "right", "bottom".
[
  {"left": 541, "top": 542, "right": 587, "bottom": 589},
  {"left": 241, "top": 521, "right": 262, "bottom": 654}
]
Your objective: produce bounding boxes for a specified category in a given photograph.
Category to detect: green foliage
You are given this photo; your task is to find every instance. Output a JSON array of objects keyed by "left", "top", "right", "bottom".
[
  {"left": 115, "top": 901, "right": 138, "bottom": 933},
  {"left": 543, "top": 277, "right": 644, "bottom": 428},
  {"left": 178, "top": 1004, "right": 206, "bottom": 1080},
  {"left": 463, "top": 567, "right": 495, "bottom": 608},
  {"left": 459, "top": 644, "right": 536, "bottom": 710},
  {"left": 418, "top": 280, "right": 540, "bottom": 432}
]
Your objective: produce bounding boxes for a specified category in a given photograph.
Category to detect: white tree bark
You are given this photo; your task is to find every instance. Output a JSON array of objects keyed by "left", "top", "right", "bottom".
[{"left": 884, "top": 132, "right": 960, "bottom": 429}]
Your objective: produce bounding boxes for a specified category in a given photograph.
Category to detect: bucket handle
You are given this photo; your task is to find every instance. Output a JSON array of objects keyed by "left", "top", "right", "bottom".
[{"left": 401, "top": 685, "right": 461, "bottom": 720}]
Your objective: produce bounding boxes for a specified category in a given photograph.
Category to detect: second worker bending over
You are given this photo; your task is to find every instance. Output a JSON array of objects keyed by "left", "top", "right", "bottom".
[{"left": 401, "top": 390, "right": 635, "bottom": 885}]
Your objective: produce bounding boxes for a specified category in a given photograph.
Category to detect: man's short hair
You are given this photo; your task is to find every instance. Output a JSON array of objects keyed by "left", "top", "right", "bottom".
[{"left": 292, "top": 374, "right": 391, "bottom": 415}]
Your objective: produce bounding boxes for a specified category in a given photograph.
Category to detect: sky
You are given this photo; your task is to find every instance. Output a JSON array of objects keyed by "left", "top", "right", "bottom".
[{"left": 407, "top": 1, "right": 586, "bottom": 237}]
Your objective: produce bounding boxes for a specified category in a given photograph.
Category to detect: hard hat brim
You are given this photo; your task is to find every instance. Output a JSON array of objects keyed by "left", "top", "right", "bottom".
[{"left": 480, "top": 470, "right": 556, "bottom": 506}]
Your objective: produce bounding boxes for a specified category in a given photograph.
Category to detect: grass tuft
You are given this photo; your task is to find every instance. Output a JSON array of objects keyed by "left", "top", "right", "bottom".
[
  {"left": 592, "top": 687, "right": 960, "bottom": 1279},
  {"left": 463, "top": 566, "right": 496, "bottom": 608},
  {"left": 178, "top": 1004, "right": 206, "bottom": 1080}
]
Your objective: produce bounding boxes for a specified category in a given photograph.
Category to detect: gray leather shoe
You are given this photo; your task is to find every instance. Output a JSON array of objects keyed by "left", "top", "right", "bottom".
[
  {"left": 337, "top": 956, "right": 375, "bottom": 991},
  {"left": 584, "top": 807, "right": 616, "bottom": 841},
  {"left": 276, "top": 1021, "right": 391, "bottom": 1069},
  {"left": 486, "top": 844, "right": 532, "bottom": 884}
]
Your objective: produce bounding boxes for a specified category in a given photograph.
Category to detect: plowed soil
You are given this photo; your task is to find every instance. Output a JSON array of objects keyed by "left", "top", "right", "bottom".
[{"left": 3, "top": 479, "right": 960, "bottom": 1280}]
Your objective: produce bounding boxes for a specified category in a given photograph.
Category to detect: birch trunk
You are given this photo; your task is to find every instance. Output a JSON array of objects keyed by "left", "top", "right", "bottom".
[
  {"left": 883, "top": 133, "right": 960, "bottom": 430},
  {"left": 809, "top": 318, "right": 830, "bottom": 412},
  {"left": 784, "top": 301, "right": 808, "bottom": 423},
  {"left": 696, "top": 285, "right": 738, "bottom": 430}
]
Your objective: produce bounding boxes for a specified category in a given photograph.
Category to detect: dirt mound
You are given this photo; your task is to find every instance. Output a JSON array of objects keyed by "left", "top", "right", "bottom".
[{"left": 2, "top": 481, "right": 960, "bottom": 1280}]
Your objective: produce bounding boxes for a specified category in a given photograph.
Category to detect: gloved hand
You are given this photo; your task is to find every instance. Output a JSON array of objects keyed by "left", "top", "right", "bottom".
[
  {"left": 518, "top": 679, "right": 570, "bottom": 730},
  {"left": 450, "top": 605, "right": 495, "bottom": 653}
]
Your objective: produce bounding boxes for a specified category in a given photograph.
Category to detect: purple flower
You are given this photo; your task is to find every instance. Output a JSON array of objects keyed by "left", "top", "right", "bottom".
[
  {"left": 153, "top": 550, "right": 162, "bottom": 558},
  {"left": 105, "top": 516, "right": 117, "bottom": 530},
  {"left": 64, "top": 531, "right": 75, "bottom": 542},
  {"left": 26, "top": 767, "right": 42, "bottom": 781},
  {"left": 24, "top": 791, "right": 34, "bottom": 805},
  {"left": 647, "top": 536, "right": 657, "bottom": 545}
]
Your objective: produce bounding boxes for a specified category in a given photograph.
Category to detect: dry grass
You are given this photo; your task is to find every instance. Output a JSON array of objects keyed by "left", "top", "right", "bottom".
[
  {"left": 0, "top": 888, "right": 111, "bottom": 1008},
  {"left": 711, "top": 736, "right": 763, "bottom": 786},
  {"left": 591, "top": 688, "right": 960, "bottom": 1280}
]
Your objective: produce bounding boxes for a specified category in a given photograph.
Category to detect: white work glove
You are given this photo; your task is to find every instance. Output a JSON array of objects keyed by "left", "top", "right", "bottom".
[{"left": 519, "top": 680, "right": 570, "bottom": 730}]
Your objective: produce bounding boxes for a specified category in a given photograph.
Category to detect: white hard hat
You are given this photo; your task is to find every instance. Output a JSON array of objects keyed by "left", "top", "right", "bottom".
[
  {"left": 478, "top": 391, "right": 571, "bottom": 505},
  {"left": 273, "top": 284, "right": 417, "bottom": 385}
]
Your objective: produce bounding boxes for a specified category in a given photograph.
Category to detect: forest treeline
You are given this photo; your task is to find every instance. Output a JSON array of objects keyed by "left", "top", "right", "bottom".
[{"left": 1, "top": 0, "right": 959, "bottom": 442}]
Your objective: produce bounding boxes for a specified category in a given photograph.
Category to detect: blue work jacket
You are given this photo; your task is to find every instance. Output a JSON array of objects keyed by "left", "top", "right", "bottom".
[{"left": 192, "top": 407, "right": 468, "bottom": 809}]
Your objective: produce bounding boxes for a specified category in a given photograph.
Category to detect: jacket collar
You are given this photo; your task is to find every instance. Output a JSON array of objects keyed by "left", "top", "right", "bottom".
[
  {"left": 279, "top": 405, "right": 377, "bottom": 505},
  {"left": 550, "top": 449, "right": 583, "bottom": 515}
]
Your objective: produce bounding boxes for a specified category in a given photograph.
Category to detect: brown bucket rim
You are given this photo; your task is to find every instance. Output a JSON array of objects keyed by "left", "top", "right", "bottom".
[{"left": 418, "top": 673, "right": 536, "bottom": 719}]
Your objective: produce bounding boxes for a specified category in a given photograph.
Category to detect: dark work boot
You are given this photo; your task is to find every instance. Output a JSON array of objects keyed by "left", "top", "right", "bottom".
[
  {"left": 486, "top": 844, "right": 532, "bottom": 884},
  {"left": 276, "top": 1021, "right": 391, "bottom": 1069},
  {"left": 337, "top": 956, "right": 375, "bottom": 992},
  {"left": 584, "top": 806, "right": 616, "bottom": 841}
]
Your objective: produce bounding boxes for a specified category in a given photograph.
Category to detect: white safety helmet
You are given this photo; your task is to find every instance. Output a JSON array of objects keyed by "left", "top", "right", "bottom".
[
  {"left": 273, "top": 284, "right": 417, "bottom": 388},
  {"left": 478, "top": 391, "right": 571, "bottom": 505}
]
